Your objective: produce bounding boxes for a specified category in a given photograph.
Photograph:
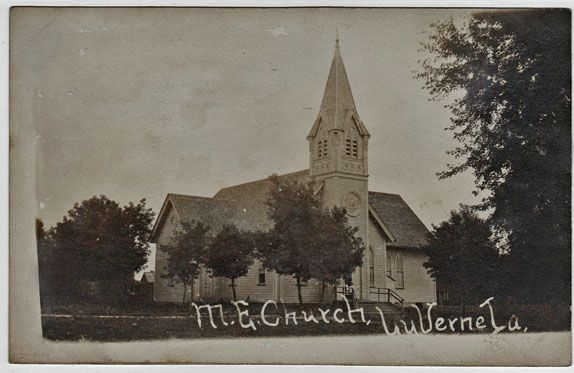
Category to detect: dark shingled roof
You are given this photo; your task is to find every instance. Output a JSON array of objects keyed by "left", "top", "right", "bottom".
[
  {"left": 368, "top": 191, "right": 430, "bottom": 248},
  {"left": 167, "top": 194, "right": 237, "bottom": 232},
  {"left": 153, "top": 170, "right": 430, "bottom": 249},
  {"left": 213, "top": 170, "right": 311, "bottom": 231}
]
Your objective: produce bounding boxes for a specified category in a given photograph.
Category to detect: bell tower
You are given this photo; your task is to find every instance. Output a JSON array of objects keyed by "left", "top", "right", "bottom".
[{"left": 307, "top": 34, "right": 371, "bottom": 300}]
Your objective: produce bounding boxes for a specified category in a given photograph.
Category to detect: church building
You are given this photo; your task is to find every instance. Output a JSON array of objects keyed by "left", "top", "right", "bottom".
[{"left": 151, "top": 37, "right": 436, "bottom": 305}]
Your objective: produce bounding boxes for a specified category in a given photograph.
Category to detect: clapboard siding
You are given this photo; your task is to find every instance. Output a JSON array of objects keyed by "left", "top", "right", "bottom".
[
  {"left": 232, "top": 259, "right": 274, "bottom": 302},
  {"left": 204, "top": 261, "right": 334, "bottom": 304},
  {"left": 153, "top": 204, "right": 192, "bottom": 303},
  {"left": 387, "top": 248, "right": 436, "bottom": 303},
  {"left": 367, "top": 216, "right": 387, "bottom": 289},
  {"left": 153, "top": 204, "right": 434, "bottom": 304},
  {"left": 279, "top": 275, "right": 333, "bottom": 304}
]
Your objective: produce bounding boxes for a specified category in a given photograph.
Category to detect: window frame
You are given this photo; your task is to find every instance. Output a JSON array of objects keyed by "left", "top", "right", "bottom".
[
  {"left": 257, "top": 265, "right": 266, "bottom": 286},
  {"left": 395, "top": 253, "right": 405, "bottom": 289},
  {"left": 317, "top": 138, "right": 329, "bottom": 159},
  {"left": 386, "top": 252, "right": 393, "bottom": 280},
  {"left": 322, "top": 138, "right": 328, "bottom": 157}
]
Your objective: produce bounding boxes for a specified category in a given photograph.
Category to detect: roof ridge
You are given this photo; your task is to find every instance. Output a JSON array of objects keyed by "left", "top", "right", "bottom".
[
  {"left": 216, "top": 169, "right": 310, "bottom": 193},
  {"left": 368, "top": 190, "right": 401, "bottom": 197},
  {"left": 168, "top": 192, "right": 210, "bottom": 199},
  {"left": 168, "top": 193, "right": 237, "bottom": 203},
  {"left": 369, "top": 191, "right": 431, "bottom": 248},
  {"left": 394, "top": 196, "right": 431, "bottom": 232}
]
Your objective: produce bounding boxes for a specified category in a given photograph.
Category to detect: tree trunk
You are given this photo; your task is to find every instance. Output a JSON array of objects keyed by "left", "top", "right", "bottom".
[
  {"left": 231, "top": 278, "right": 237, "bottom": 302},
  {"left": 182, "top": 283, "right": 187, "bottom": 305},
  {"left": 296, "top": 276, "right": 303, "bottom": 305}
]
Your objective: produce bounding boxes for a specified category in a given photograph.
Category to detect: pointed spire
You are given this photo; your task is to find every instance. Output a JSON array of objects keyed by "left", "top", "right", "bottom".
[
  {"left": 307, "top": 32, "right": 370, "bottom": 139},
  {"left": 319, "top": 33, "right": 357, "bottom": 130}
]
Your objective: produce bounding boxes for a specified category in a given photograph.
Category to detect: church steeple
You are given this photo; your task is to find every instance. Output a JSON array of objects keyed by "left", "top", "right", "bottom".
[
  {"left": 308, "top": 33, "right": 369, "bottom": 139},
  {"left": 307, "top": 32, "right": 372, "bottom": 301},
  {"left": 308, "top": 33, "right": 370, "bottom": 178}
]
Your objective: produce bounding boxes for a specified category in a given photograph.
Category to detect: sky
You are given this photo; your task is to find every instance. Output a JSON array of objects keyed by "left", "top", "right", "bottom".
[{"left": 12, "top": 7, "right": 482, "bottom": 273}]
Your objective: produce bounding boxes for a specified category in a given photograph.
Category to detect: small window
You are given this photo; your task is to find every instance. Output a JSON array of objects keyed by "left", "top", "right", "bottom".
[
  {"left": 345, "top": 139, "right": 352, "bottom": 156},
  {"left": 396, "top": 254, "right": 404, "bottom": 288},
  {"left": 345, "top": 138, "right": 359, "bottom": 157},
  {"left": 317, "top": 139, "right": 328, "bottom": 159},
  {"left": 258, "top": 266, "right": 266, "bottom": 285}
]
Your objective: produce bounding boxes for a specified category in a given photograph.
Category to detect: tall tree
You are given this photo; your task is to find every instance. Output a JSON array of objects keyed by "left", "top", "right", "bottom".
[
  {"left": 160, "top": 221, "right": 210, "bottom": 304},
  {"left": 416, "top": 10, "right": 571, "bottom": 303},
  {"left": 257, "top": 175, "right": 365, "bottom": 304},
  {"left": 308, "top": 206, "right": 365, "bottom": 302},
  {"left": 36, "top": 218, "right": 50, "bottom": 307},
  {"left": 36, "top": 218, "right": 46, "bottom": 242},
  {"left": 39, "top": 196, "right": 155, "bottom": 303},
  {"left": 204, "top": 224, "right": 255, "bottom": 301},
  {"left": 423, "top": 209, "right": 501, "bottom": 312}
]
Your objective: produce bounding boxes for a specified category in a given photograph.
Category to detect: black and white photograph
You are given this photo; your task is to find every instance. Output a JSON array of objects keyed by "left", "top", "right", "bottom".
[{"left": 7, "top": 5, "right": 572, "bottom": 366}]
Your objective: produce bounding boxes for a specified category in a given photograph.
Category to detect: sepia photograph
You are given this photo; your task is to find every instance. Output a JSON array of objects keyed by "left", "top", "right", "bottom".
[{"left": 8, "top": 5, "right": 572, "bottom": 366}]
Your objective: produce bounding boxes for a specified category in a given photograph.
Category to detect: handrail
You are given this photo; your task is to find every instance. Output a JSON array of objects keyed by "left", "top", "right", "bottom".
[
  {"left": 336, "top": 286, "right": 405, "bottom": 307},
  {"left": 368, "top": 287, "right": 404, "bottom": 306},
  {"left": 387, "top": 288, "right": 404, "bottom": 306}
]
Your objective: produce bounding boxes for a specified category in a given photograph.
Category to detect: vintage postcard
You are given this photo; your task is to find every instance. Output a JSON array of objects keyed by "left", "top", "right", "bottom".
[{"left": 8, "top": 6, "right": 572, "bottom": 365}]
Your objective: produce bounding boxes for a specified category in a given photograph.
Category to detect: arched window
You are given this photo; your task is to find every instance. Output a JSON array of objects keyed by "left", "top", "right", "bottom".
[
  {"left": 386, "top": 253, "right": 393, "bottom": 279},
  {"left": 317, "top": 138, "right": 328, "bottom": 158},
  {"left": 368, "top": 247, "right": 375, "bottom": 288},
  {"left": 395, "top": 254, "right": 405, "bottom": 289},
  {"left": 345, "top": 129, "right": 359, "bottom": 158}
]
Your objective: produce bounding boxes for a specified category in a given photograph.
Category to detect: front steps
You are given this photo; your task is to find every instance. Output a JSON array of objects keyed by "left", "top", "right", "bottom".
[{"left": 358, "top": 301, "right": 404, "bottom": 318}]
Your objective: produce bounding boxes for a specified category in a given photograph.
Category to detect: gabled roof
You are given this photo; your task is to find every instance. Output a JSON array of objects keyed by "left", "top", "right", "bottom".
[
  {"left": 368, "top": 205, "right": 396, "bottom": 243},
  {"left": 152, "top": 171, "right": 430, "bottom": 250},
  {"left": 368, "top": 191, "right": 430, "bottom": 249},
  {"left": 141, "top": 271, "right": 155, "bottom": 283},
  {"left": 150, "top": 194, "right": 237, "bottom": 242},
  {"left": 168, "top": 194, "right": 237, "bottom": 231},
  {"left": 214, "top": 170, "right": 311, "bottom": 231},
  {"left": 307, "top": 43, "right": 370, "bottom": 139}
]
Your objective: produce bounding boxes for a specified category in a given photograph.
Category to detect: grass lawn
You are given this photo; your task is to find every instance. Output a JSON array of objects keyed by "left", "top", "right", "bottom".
[
  {"left": 41, "top": 300, "right": 381, "bottom": 341},
  {"left": 40, "top": 300, "right": 570, "bottom": 341},
  {"left": 42, "top": 314, "right": 385, "bottom": 341}
]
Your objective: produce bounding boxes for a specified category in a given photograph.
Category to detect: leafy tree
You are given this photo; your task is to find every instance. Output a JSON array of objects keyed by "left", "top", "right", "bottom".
[
  {"left": 257, "top": 175, "right": 365, "bottom": 304},
  {"left": 36, "top": 218, "right": 46, "bottom": 242},
  {"left": 308, "top": 206, "right": 365, "bottom": 302},
  {"left": 36, "top": 218, "right": 50, "bottom": 306},
  {"left": 423, "top": 209, "right": 501, "bottom": 312},
  {"left": 160, "top": 221, "right": 210, "bottom": 304},
  {"left": 38, "top": 196, "right": 154, "bottom": 303},
  {"left": 204, "top": 224, "right": 255, "bottom": 301},
  {"left": 416, "top": 10, "right": 570, "bottom": 303}
]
